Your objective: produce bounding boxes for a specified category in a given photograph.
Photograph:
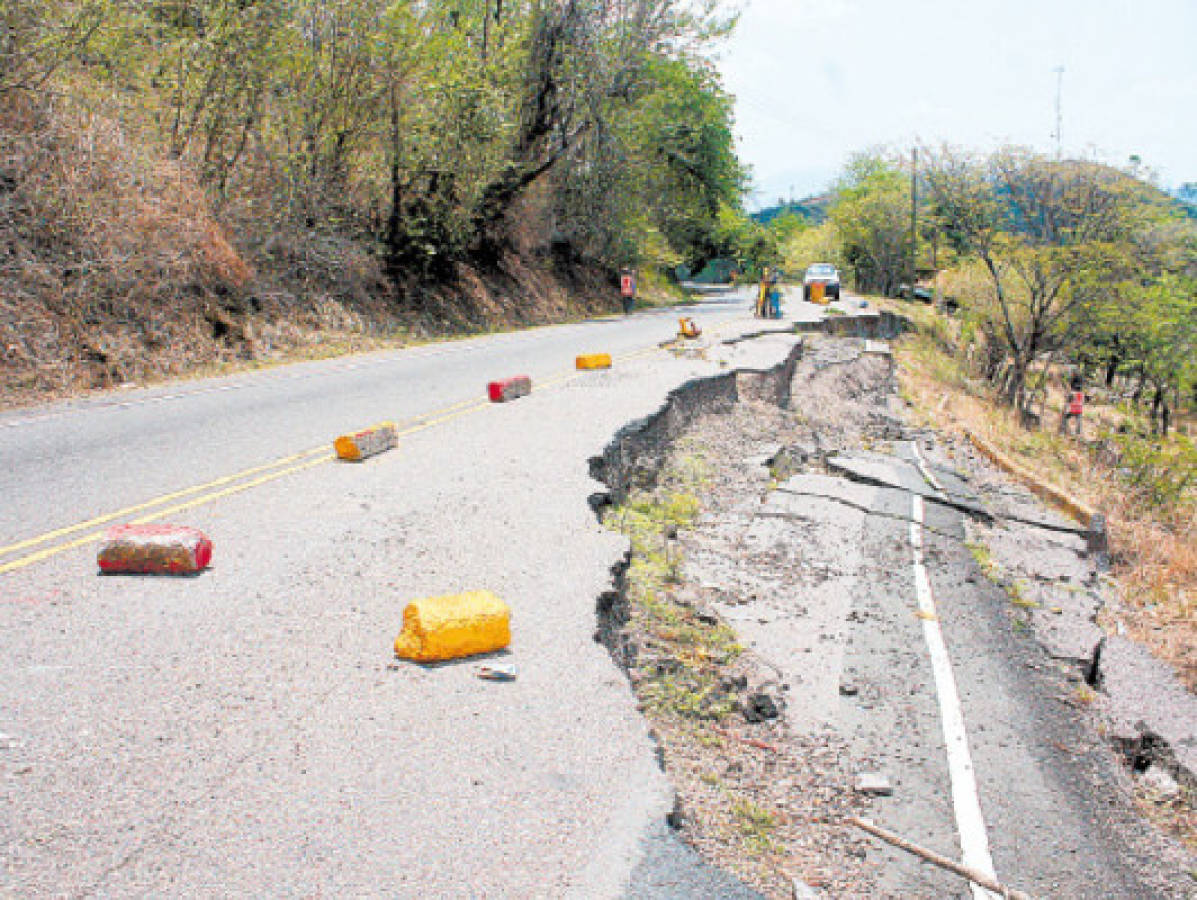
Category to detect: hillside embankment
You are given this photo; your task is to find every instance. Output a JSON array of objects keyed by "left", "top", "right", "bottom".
[{"left": 0, "top": 94, "right": 633, "bottom": 410}]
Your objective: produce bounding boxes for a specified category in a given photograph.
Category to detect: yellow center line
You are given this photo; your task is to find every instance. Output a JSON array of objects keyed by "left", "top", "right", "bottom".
[
  {"left": 395, "top": 400, "right": 492, "bottom": 437},
  {"left": 0, "top": 446, "right": 331, "bottom": 558},
  {"left": 126, "top": 454, "right": 336, "bottom": 526},
  {"left": 0, "top": 454, "right": 335, "bottom": 576},
  {"left": 1, "top": 309, "right": 755, "bottom": 575}
]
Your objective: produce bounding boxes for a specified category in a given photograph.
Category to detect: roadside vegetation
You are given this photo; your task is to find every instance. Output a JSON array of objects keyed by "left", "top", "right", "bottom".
[
  {"left": 1, "top": 0, "right": 789, "bottom": 404},
  {"left": 881, "top": 297, "right": 1196, "bottom": 693},
  {"left": 781, "top": 145, "right": 1196, "bottom": 691}
]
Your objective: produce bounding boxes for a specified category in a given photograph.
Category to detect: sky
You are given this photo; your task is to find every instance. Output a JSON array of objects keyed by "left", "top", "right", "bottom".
[{"left": 716, "top": 0, "right": 1197, "bottom": 209}]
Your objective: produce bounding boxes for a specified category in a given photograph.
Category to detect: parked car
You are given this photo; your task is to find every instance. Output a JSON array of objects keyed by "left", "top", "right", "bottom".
[{"left": 803, "top": 263, "right": 841, "bottom": 301}]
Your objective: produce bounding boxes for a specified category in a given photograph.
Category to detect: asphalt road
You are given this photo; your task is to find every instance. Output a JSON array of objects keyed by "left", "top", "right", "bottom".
[
  {"left": 12, "top": 289, "right": 1170, "bottom": 899},
  {"left": 0, "top": 288, "right": 824, "bottom": 896},
  {"left": 0, "top": 295, "right": 756, "bottom": 548},
  {"left": 686, "top": 337, "right": 1191, "bottom": 898}
]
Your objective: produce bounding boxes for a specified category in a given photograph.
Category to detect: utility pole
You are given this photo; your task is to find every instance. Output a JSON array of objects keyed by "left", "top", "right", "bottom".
[
  {"left": 910, "top": 147, "right": 918, "bottom": 285},
  {"left": 1052, "top": 66, "right": 1064, "bottom": 159}
]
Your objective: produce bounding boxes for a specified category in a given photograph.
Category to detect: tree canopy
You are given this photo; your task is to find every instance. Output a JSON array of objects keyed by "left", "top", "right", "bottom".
[{"left": 5, "top": 0, "right": 751, "bottom": 292}]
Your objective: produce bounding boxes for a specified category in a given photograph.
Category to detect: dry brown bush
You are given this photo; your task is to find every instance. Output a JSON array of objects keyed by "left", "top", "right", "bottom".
[
  {"left": 1, "top": 88, "right": 627, "bottom": 411},
  {"left": 1, "top": 91, "right": 255, "bottom": 398}
]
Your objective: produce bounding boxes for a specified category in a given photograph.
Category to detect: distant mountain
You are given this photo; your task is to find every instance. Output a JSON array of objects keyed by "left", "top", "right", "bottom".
[{"left": 751, "top": 194, "right": 830, "bottom": 225}]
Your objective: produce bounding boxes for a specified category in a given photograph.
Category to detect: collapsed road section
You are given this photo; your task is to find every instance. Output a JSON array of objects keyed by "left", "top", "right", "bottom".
[{"left": 591, "top": 331, "right": 1195, "bottom": 898}]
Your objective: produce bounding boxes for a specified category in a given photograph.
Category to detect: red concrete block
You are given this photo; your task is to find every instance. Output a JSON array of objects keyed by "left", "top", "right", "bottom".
[
  {"left": 97, "top": 524, "right": 213, "bottom": 575},
  {"left": 487, "top": 375, "right": 532, "bottom": 403}
]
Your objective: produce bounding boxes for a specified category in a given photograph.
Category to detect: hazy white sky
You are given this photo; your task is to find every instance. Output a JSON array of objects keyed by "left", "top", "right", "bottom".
[{"left": 717, "top": 0, "right": 1197, "bottom": 207}]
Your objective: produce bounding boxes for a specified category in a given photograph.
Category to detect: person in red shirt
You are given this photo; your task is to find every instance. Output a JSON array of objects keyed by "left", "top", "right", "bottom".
[{"left": 1061, "top": 373, "right": 1085, "bottom": 436}]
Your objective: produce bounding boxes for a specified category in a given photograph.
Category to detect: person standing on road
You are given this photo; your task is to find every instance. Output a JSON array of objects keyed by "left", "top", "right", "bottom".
[
  {"left": 620, "top": 267, "right": 636, "bottom": 315},
  {"left": 756, "top": 267, "right": 770, "bottom": 318}
]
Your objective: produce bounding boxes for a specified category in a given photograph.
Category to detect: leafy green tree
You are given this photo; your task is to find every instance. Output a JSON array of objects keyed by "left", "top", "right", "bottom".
[
  {"left": 7, "top": 0, "right": 749, "bottom": 298},
  {"left": 924, "top": 146, "right": 1168, "bottom": 410},
  {"left": 828, "top": 153, "right": 911, "bottom": 297},
  {"left": 0, "top": 0, "right": 107, "bottom": 96}
]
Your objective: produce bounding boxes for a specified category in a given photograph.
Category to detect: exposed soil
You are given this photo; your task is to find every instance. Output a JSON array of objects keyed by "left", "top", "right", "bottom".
[{"left": 594, "top": 335, "right": 905, "bottom": 897}]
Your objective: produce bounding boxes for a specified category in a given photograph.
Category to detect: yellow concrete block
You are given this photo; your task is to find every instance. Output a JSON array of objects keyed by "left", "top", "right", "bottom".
[
  {"left": 335, "top": 421, "right": 398, "bottom": 461},
  {"left": 394, "top": 591, "right": 512, "bottom": 662},
  {"left": 576, "top": 353, "right": 613, "bottom": 370}
]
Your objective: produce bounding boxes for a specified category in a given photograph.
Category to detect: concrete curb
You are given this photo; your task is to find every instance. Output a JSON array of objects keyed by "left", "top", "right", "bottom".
[{"left": 963, "top": 428, "right": 1095, "bottom": 523}]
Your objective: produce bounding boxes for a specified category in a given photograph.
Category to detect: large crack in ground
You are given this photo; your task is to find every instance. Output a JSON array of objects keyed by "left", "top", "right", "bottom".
[
  {"left": 589, "top": 327, "right": 1196, "bottom": 898},
  {"left": 590, "top": 335, "right": 902, "bottom": 897}
]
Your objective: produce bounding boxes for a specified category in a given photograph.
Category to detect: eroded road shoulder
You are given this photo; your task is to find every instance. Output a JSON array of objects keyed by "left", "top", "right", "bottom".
[{"left": 594, "top": 333, "right": 1195, "bottom": 898}]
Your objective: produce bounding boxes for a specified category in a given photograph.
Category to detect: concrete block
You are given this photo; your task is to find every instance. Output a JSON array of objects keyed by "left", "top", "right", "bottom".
[
  {"left": 334, "top": 421, "right": 398, "bottom": 461},
  {"left": 394, "top": 591, "right": 511, "bottom": 662},
  {"left": 97, "top": 524, "right": 212, "bottom": 575},
  {"left": 576, "top": 353, "right": 613, "bottom": 370},
  {"left": 853, "top": 773, "right": 893, "bottom": 796},
  {"left": 487, "top": 375, "right": 532, "bottom": 403}
]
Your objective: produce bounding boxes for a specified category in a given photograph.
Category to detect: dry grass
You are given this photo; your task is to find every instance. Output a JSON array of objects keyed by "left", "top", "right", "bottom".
[
  {"left": 1, "top": 91, "right": 257, "bottom": 399},
  {"left": 883, "top": 298, "right": 1197, "bottom": 692},
  {"left": 0, "top": 87, "right": 635, "bottom": 413}
]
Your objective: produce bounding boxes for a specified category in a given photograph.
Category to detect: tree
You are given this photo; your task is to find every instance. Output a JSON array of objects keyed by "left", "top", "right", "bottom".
[
  {"left": 0, "top": 0, "right": 106, "bottom": 96},
  {"left": 469, "top": 0, "right": 736, "bottom": 262},
  {"left": 923, "top": 146, "right": 1166, "bottom": 410},
  {"left": 828, "top": 153, "right": 910, "bottom": 297}
]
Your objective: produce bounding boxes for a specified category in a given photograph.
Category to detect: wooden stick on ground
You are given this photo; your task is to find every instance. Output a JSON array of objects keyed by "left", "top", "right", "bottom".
[
  {"left": 848, "top": 816, "right": 1034, "bottom": 900},
  {"left": 713, "top": 727, "right": 779, "bottom": 753}
]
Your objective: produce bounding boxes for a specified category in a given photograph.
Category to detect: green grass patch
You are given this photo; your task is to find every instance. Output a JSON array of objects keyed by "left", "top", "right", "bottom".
[
  {"left": 965, "top": 540, "right": 996, "bottom": 579},
  {"left": 604, "top": 452, "right": 743, "bottom": 722},
  {"left": 732, "top": 799, "right": 782, "bottom": 856},
  {"left": 1007, "top": 579, "right": 1040, "bottom": 609}
]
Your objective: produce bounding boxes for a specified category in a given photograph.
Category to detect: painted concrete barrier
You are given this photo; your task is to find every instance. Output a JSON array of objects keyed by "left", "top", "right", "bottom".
[
  {"left": 98, "top": 524, "right": 212, "bottom": 575},
  {"left": 488, "top": 375, "right": 532, "bottom": 403},
  {"left": 394, "top": 591, "right": 511, "bottom": 662},
  {"left": 334, "top": 421, "right": 398, "bottom": 461},
  {"left": 576, "top": 353, "right": 613, "bottom": 370}
]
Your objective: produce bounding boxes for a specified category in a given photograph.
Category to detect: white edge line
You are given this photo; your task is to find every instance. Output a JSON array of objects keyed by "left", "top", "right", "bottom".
[
  {"left": 912, "top": 440, "right": 948, "bottom": 500},
  {"left": 910, "top": 493, "right": 1000, "bottom": 900}
]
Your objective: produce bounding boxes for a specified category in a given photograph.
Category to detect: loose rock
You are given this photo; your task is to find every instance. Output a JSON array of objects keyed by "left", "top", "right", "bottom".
[
  {"left": 853, "top": 773, "right": 893, "bottom": 796},
  {"left": 1138, "top": 766, "right": 1181, "bottom": 803},
  {"left": 743, "top": 692, "right": 781, "bottom": 723}
]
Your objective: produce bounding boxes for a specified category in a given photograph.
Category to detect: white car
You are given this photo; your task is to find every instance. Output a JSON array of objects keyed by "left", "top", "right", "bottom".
[{"left": 803, "top": 263, "right": 841, "bottom": 301}]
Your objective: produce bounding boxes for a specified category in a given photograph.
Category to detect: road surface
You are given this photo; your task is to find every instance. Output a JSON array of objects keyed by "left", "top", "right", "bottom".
[
  {"left": 3, "top": 289, "right": 1188, "bottom": 898},
  {"left": 0, "top": 289, "right": 799, "bottom": 896}
]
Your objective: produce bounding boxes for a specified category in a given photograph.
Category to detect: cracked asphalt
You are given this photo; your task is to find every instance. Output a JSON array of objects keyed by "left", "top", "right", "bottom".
[
  {"left": 0, "top": 290, "right": 834, "bottom": 896},
  {"left": 673, "top": 336, "right": 1194, "bottom": 897},
  {"left": 4, "top": 293, "right": 1191, "bottom": 898}
]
